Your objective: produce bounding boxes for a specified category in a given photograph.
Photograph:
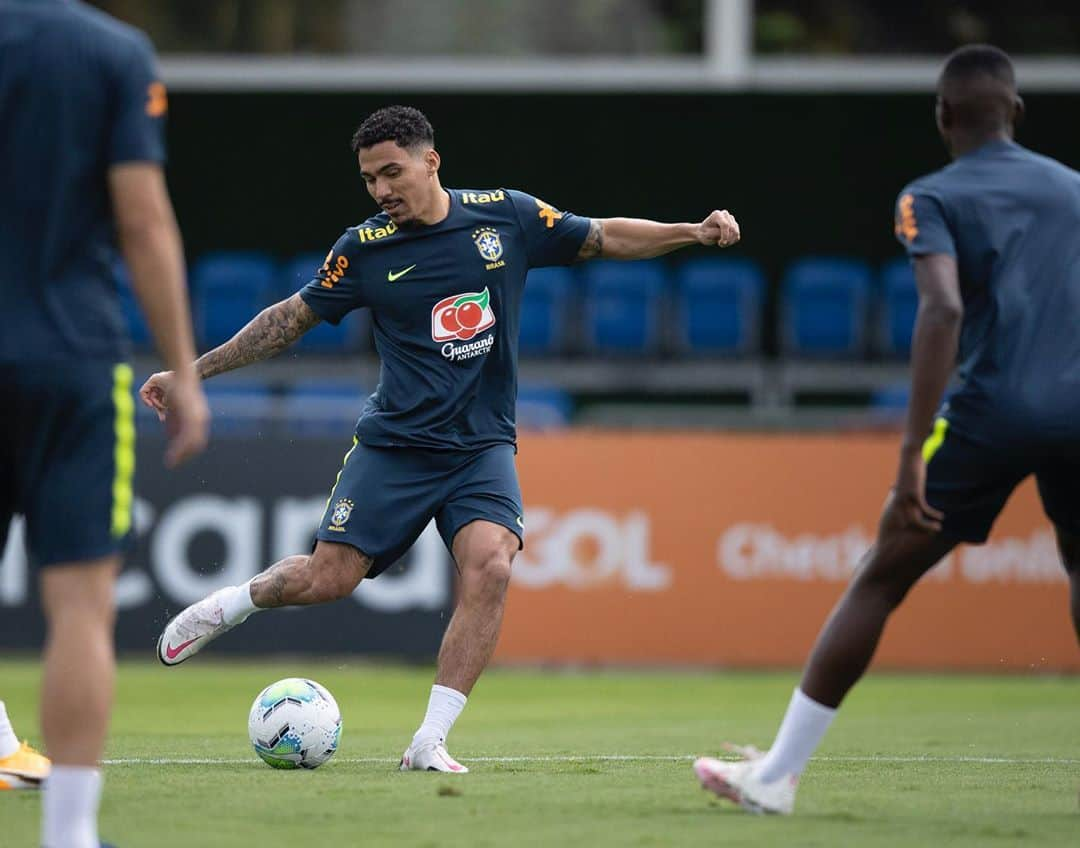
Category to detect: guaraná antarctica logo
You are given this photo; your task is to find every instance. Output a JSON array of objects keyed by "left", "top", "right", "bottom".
[{"left": 431, "top": 287, "right": 497, "bottom": 365}]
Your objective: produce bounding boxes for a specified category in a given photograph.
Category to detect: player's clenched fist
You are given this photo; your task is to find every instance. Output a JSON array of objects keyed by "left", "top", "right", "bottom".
[{"left": 697, "top": 209, "right": 740, "bottom": 248}]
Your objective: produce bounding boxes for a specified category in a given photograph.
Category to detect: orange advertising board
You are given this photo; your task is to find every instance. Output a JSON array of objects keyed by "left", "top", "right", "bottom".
[{"left": 498, "top": 432, "right": 1078, "bottom": 671}]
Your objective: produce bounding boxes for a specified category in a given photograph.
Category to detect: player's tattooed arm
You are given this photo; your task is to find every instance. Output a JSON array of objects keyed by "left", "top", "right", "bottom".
[
  {"left": 575, "top": 212, "right": 738, "bottom": 261},
  {"left": 576, "top": 219, "right": 605, "bottom": 260},
  {"left": 195, "top": 293, "right": 321, "bottom": 379}
]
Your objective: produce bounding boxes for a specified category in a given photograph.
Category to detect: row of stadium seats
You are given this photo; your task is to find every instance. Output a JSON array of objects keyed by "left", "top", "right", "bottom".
[
  {"left": 119, "top": 253, "right": 920, "bottom": 358},
  {"left": 134, "top": 380, "right": 573, "bottom": 435}
]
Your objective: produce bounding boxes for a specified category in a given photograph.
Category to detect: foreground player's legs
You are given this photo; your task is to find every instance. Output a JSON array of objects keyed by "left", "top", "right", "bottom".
[
  {"left": 694, "top": 526, "right": 956, "bottom": 813},
  {"left": 401, "top": 520, "right": 517, "bottom": 773},
  {"left": 1052, "top": 524, "right": 1080, "bottom": 643},
  {"left": 157, "top": 540, "right": 371, "bottom": 665},
  {"left": 39, "top": 556, "right": 119, "bottom": 848}
]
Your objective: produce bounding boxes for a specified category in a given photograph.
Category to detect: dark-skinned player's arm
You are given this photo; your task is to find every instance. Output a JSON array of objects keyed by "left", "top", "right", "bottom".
[
  {"left": 889, "top": 253, "right": 963, "bottom": 533},
  {"left": 574, "top": 210, "right": 740, "bottom": 260},
  {"left": 139, "top": 293, "right": 321, "bottom": 420}
]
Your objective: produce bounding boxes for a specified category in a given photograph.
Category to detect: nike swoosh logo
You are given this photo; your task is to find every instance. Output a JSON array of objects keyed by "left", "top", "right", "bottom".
[
  {"left": 387, "top": 264, "right": 417, "bottom": 282},
  {"left": 164, "top": 636, "right": 199, "bottom": 660}
]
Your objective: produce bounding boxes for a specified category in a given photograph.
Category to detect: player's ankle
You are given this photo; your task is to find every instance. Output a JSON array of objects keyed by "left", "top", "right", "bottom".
[{"left": 220, "top": 580, "right": 258, "bottom": 625}]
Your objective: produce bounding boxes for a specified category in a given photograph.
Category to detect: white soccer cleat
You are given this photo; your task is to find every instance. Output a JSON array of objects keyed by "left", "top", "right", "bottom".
[
  {"left": 156, "top": 587, "right": 241, "bottom": 666},
  {"left": 399, "top": 740, "right": 469, "bottom": 773},
  {"left": 693, "top": 744, "right": 797, "bottom": 815}
]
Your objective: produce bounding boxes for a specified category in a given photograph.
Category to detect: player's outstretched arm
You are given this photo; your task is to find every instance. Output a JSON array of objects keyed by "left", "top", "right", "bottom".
[
  {"left": 576, "top": 210, "right": 740, "bottom": 261},
  {"left": 193, "top": 293, "right": 321, "bottom": 378},
  {"left": 140, "top": 293, "right": 320, "bottom": 418},
  {"left": 110, "top": 162, "right": 209, "bottom": 467},
  {"left": 888, "top": 253, "right": 963, "bottom": 534}
]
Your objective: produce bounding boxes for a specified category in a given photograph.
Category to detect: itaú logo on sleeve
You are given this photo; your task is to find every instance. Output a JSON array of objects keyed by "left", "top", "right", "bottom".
[{"left": 431, "top": 287, "right": 496, "bottom": 342}]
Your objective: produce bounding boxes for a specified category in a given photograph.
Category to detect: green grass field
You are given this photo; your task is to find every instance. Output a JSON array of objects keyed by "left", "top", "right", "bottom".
[{"left": 3, "top": 660, "right": 1077, "bottom": 847}]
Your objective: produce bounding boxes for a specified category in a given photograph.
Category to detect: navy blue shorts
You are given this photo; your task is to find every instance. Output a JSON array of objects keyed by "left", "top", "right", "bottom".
[
  {"left": 315, "top": 440, "right": 523, "bottom": 577},
  {"left": 0, "top": 361, "right": 135, "bottom": 567},
  {"left": 923, "top": 413, "right": 1080, "bottom": 543}
]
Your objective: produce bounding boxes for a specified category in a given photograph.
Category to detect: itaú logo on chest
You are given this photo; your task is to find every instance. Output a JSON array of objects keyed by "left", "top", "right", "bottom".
[{"left": 431, "top": 287, "right": 496, "bottom": 342}]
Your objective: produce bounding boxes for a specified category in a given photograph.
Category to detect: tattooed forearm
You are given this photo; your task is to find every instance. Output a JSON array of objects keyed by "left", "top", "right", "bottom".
[
  {"left": 195, "top": 293, "right": 321, "bottom": 379},
  {"left": 576, "top": 218, "right": 605, "bottom": 260}
]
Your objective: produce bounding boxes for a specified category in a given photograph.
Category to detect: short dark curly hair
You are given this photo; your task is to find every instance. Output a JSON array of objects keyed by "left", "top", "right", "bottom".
[{"left": 350, "top": 106, "right": 434, "bottom": 154}]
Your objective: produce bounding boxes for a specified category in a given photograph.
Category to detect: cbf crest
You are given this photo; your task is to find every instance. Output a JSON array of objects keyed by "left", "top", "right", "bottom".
[
  {"left": 329, "top": 498, "right": 354, "bottom": 530},
  {"left": 472, "top": 227, "right": 505, "bottom": 270}
]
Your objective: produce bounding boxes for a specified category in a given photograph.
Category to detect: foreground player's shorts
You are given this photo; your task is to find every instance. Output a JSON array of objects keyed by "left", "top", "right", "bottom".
[
  {"left": 923, "top": 406, "right": 1080, "bottom": 543},
  {"left": 0, "top": 361, "right": 135, "bottom": 566},
  {"left": 315, "top": 440, "right": 523, "bottom": 576}
]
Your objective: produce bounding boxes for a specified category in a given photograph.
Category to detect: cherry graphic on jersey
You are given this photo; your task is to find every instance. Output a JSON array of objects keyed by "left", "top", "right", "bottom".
[
  {"left": 431, "top": 287, "right": 494, "bottom": 343},
  {"left": 441, "top": 309, "right": 462, "bottom": 334}
]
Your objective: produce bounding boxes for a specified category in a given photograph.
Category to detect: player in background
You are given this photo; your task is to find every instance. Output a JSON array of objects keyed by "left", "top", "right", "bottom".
[
  {"left": 694, "top": 44, "right": 1080, "bottom": 815},
  {"left": 143, "top": 105, "right": 740, "bottom": 773},
  {"left": 0, "top": 1, "right": 209, "bottom": 845}
]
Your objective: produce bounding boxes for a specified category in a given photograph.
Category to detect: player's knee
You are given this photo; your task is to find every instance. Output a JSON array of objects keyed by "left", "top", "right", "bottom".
[
  {"left": 309, "top": 545, "right": 370, "bottom": 602},
  {"left": 462, "top": 549, "right": 513, "bottom": 597}
]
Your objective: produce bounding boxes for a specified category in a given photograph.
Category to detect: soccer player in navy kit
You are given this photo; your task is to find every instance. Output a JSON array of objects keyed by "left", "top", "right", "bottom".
[
  {"left": 0, "top": 1, "right": 209, "bottom": 844},
  {"left": 146, "top": 105, "right": 740, "bottom": 771},
  {"left": 694, "top": 45, "right": 1080, "bottom": 814}
]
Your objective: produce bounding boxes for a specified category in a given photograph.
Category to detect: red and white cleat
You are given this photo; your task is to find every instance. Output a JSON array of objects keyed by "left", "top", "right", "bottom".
[
  {"left": 399, "top": 740, "right": 469, "bottom": 773},
  {"left": 156, "top": 587, "right": 240, "bottom": 666},
  {"left": 693, "top": 744, "right": 797, "bottom": 815}
]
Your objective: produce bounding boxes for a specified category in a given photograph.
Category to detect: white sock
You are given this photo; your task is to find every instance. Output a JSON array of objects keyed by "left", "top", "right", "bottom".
[
  {"left": 756, "top": 688, "right": 837, "bottom": 783},
  {"left": 42, "top": 765, "right": 102, "bottom": 848},
  {"left": 0, "top": 700, "right": 19, "bottom": 758},
  {"left": 220, "top": 579, "right": 259, "bottom": 625},
  {"left": 412, "top": 685, "right": 468, "bottom": 747}
]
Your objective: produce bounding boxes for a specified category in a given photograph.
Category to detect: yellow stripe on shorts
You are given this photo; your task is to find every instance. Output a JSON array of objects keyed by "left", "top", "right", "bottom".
[
  {"left": 111, "top": 363, "right": 136, "bottom": 537},
  {"left": 324, "top": 435, "right": 359, "bottom": 511},
  {"left": 921, "top": 416, "right": 949, "bottom": 464}
]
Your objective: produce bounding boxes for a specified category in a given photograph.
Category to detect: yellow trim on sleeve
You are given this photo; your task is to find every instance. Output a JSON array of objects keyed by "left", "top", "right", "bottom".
[
  {"left": 921, "top": 416, "right": 949, "bottom": 464},
  {"left": 111, "top": 363, "right": 136, "bottom": 537}
]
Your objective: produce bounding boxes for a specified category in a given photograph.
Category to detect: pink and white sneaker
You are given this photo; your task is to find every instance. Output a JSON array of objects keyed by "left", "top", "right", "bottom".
[
  {"left": 399, "top": 740, "right": 469, "bottom": 773},
  {"left": 693, "top": 744, "right": 797, "bottom": 815},
  {"left": 156, "top": 587, "right": 243, "bottom": 666}
]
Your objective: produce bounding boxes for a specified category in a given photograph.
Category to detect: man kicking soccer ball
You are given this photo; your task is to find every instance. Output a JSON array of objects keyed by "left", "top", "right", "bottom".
[
  {"left": 694, "top": 44, "right": 1080, "bottom": 814},
  {"left": 144, "top": 105, "right": 741, "bottom": 773}
]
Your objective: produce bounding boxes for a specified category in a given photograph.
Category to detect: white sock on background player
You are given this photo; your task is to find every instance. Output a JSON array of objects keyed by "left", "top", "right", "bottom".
[
  {"left": 412, "top": 685, "right": 468, "bottom": 747},
  {"left": 0, "top": 700, "right": 20, "bottom": 758},
  {"left": 41, "top": 765, "right": 102, "bottom": 848},
  {"left": 756, "top": 688, "right": 837, "bottom": 782},
  {"left": 219, "top": 579, "right": 259, "bottom": 625}
]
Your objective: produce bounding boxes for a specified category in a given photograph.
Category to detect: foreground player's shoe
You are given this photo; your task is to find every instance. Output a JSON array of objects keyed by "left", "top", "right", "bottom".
[
  {"left": 693, "top": 744, "right": 797, "bottom": 815},
  {"left": 0, "top": 740, "right": 50, "bottom": 790},
  {"left": 156, "top": 587, "right": 241, "bottom": 666},
  {"left": 399, "top": 740, "right": 469, "bottom": 773}
]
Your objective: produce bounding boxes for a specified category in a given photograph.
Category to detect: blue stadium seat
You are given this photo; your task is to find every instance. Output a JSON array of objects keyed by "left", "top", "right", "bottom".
[
  {"left": 879, "top": 257, "right": 918, "bottom": 358},
  {"left": 781, "top": 257, "right": 872, "bottom": 356},
  {"left": 281, "top": 253, "right": 368, "bottom": 353},
  {"left": 281, "top": 381, "right": 368, "bottom": 437},
  {"left": 674, "top": 258, "right": 765, "bottom": 355},
  {"left": 113, "top": 260, "right": 151, "bottom": 350},
  {"left": 516, "top": 385, "right": 573, "bottom": 430},
  {"left": 192, "top": 252, "right": 277, "bottom": 349},
  {"left": 521, "top": 267, "right": 574, "bottom": 356},
  {"left": 582, "top": 260, "right": 666, "bottom": 355},
  {"left": 204, "top": 381, "right": 277, "bottom": 436}
]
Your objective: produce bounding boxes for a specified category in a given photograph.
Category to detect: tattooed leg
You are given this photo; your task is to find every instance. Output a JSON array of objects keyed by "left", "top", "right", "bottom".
[{"left": 249, "top": 542, "right": 372, "bottom": 608}]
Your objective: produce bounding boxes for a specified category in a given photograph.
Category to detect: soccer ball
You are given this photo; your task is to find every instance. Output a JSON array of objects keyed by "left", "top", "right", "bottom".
[{"left": 247, "top": 678, "right": 342, "bottom": 769}]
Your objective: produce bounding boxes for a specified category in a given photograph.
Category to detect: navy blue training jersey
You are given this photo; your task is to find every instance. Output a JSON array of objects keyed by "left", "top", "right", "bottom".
[
  {"left": 895, "top": 140, "right": 1080, "bottom": 437},
  {"left": 0, "top": 0, "right": 166, "bottom": 361},
  {"left": 300, "top": 188, "right": 591, "bottom": 451}
]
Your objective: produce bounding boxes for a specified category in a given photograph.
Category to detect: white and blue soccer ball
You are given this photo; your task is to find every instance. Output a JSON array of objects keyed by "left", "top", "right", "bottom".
[{"left": 247, "top": 678, "right": 342, "bottom": 769}]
